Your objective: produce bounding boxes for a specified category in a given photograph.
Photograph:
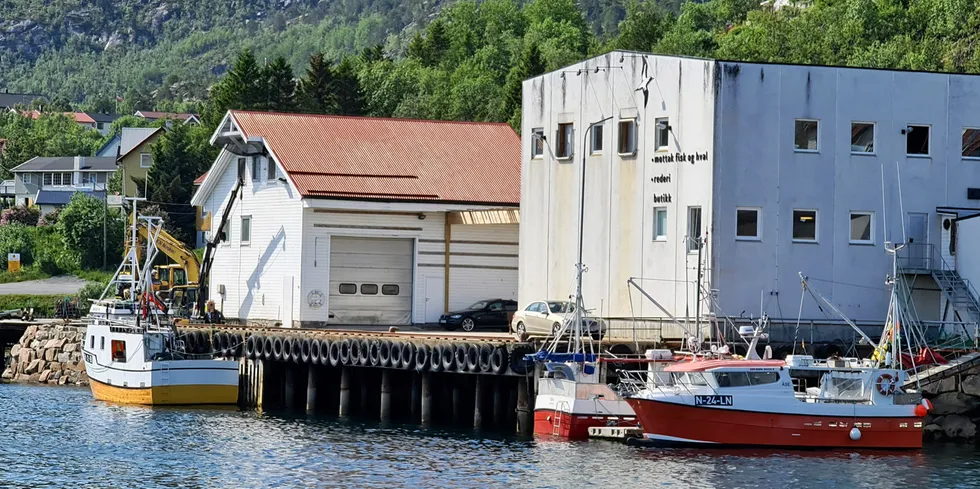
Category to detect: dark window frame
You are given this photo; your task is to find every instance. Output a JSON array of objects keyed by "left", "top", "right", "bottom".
[
  {"left": 338, "top": 283, "right": 357, "bottom": 295},
  {"left": 381, "top": 284, "right": 399, "bottom": 296},
  {"left": 360, "top": 284, "right": 379, "bottom": 295}
]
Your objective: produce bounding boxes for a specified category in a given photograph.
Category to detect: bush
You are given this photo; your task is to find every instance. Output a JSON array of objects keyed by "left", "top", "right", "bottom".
[
  {"left": 57, "top": 193, "right": 125, "bottom": 270},
  {"left": 75, "top": 281, "right": 109, "bottom": 303},
  {"left": 0, "top": 224, "right": 35, "bottom": 264},
  {"left": 37, "top": 208, "right": 61, "bottom": 227},
  {"left": 0, "top": 206, "right": 40, "bottom": 226},
  {"left": 32, "top": 226, "right": 80, "bottom": 275}
]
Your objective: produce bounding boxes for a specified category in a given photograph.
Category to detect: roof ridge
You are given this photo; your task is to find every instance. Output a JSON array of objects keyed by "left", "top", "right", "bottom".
[{"left": 231, "top": 110, "right": 515, "bottom": 128}]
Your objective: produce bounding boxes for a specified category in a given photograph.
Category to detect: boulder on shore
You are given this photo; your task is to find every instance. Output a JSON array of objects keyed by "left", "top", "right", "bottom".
[
  {"left": 931, "top": 392, "right": 980, "bottom": 416},
  {"left": 942, "top": 414, "right": 976, "bottom": 439}
]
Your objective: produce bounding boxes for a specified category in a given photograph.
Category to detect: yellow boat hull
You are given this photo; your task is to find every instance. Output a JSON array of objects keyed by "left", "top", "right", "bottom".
[{"left": 89, "top": 377, "right": 239, "bottom": 405}]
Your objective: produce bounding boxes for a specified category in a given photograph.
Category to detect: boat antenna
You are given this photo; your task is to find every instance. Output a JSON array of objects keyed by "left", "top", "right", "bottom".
[
  {"left": 880, "top": 162, "right": 888, "bottom": 243},
  {"left": 896, "top": 160, "right": 907, "bottom": 244}
]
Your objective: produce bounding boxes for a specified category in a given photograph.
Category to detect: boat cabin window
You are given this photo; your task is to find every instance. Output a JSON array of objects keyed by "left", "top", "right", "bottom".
[
  {"left": 100, "top": 336, "right": 105, "bottom": 350},
  {"left": 89, "top": 334, "right": 94, "bottom": 349},
  {"left": 715, "top": 370, "right": 781, "bottom": 388},
  {"left": 111, "top": 340, "right": 126, "bottom": 362},
  {"left": 672, "top": 372, "right": 708, "bottom": 386}
]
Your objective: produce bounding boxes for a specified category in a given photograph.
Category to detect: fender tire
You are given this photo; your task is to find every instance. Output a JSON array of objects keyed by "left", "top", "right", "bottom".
[
  {"left": 442, "top": 343, "right": 456, "bottom": 371},
  {"left": 234, "top": 334, "right": 244, "bottom": 358},
  {"left": 454, "top": 343, "right": 468, "bottom": 372},
  {"left": 465, "top": 344, "right": 480, "bottom": 372},
  {"left": 379, "top": 341, "right": 392, "bottom": 367},
  {"left": 490, "top": 346, "right": 508, "bottom": 374},
  {"left": 478, "top": 344, "right": 493, "bottom": 373},
  {"left": 282, "top": 337, "right": 294, "bottom": 363},
  {"left": 307, "top": 339, "right": 319, "bottom": 364},
  {"left": 319, "top": 339, "right": 332, "bottom": 366},
  {"left": 390, "top": 342, "right": 403, "bottom": 368},
  {"left": 263, "top": 336, "right": 274, "bottom": 361},
  {"left": 415, "top": 344, "right": 430, "bottom": 372},
  {"left": 290, "top": 338, "right": 303, "bottom": 364},
  {"left": 273, "top": 336, "right": 285, "bottom": 362},
  {"left": 401, "top": 343, "right": 416, "bottom": 369},
  {"left": 429, "top": 344, "right": 444, "bottom": 372},
  {"left": 245, "top": 335, "right": 258, "bottom": 359},
  {"left": 509, "top": 345, "right": 535, "bottom": 375},
  {"left": 369, "top": 340, "right": 381, "bottom": 366},
  {"left": 339, "top": 339, "right": 351, "bottom": 366},
  {"left": 346, "top": 339, "right": 358, "bottom": 366},
  {"left": 358, "top": 339, "right": 370, "bottom": 366}
]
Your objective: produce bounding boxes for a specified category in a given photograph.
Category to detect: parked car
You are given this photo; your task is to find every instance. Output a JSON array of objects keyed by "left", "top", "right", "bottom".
[
  {"left": 439, "top": 299, "right": 518, "bottom": 332},
  {"left": 510, "top": 301, "right": 603, "bottom": 338}
]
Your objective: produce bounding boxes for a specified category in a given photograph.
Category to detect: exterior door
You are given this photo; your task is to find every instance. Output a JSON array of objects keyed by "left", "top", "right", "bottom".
[
  {"left": 281, "top": 275, "right": 294, "bottom": 328},
  {"left": 907, "top": 213, "right": 929, "bottom": 269},
  {"left": 940, "top": 214, "right": 956, "bottom": 268},
  {"left": 424, "top": 276, "right": 444, "bottom": 323}
]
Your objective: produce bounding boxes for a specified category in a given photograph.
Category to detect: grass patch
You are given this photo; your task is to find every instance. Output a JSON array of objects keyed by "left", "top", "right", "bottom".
[
  {"left": 0, "top": 295, "right": 63, "bottom": 317},
  {"left": 74, "top": 269, "right": 114, "bottom": 284},
  {"left": 0, "top": 267, "right": 51, "bottom": 284}
]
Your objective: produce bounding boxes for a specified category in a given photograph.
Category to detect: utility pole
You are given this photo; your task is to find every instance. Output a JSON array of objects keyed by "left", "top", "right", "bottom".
[{"left": 102, "top": 181, "right": 107, "bottom": 270}]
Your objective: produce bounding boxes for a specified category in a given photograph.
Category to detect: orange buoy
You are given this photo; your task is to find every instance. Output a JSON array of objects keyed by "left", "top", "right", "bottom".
[{"left": 914, "top": 404, "right": 928, "bottom": 417}]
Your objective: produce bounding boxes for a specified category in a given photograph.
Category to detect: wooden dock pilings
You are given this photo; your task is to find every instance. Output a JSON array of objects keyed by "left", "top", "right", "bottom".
[{"left": 180, "top": 328, "right": 538, "bottom": 434}]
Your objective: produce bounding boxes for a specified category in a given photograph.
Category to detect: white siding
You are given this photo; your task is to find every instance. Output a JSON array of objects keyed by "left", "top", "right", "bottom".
[
  {"left": 202, "top": 152, "right": 304, "bottom": 325},
  {"left": 957, "top": 217, "right": 980, "bottom": 294},
  {"left": 447, "top": 224, "right": 519, "bottom": 312}
]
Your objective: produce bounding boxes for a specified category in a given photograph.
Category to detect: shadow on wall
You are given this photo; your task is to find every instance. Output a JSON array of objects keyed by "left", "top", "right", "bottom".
[{"left": 239, "top": 226, "right": 287, "bottom": 320}]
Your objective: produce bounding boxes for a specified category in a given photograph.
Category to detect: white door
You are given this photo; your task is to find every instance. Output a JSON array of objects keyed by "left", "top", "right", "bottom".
[
  {"left": 907, "top": 213, "right": 929, "bottom": 269},
  {"left": 424, "top": 276, "right": 444, "bottom": 323},
  {"left": 329, "top": 237, "right": 414, "bottom": 324},
  {"left": 282, "top": 275, "right": 294, "bottom": 328}
]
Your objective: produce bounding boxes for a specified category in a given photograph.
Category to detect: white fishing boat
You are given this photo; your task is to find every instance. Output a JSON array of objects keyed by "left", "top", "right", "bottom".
[{"left": 82, "top": 200, "right": 239, "bottom": 405}]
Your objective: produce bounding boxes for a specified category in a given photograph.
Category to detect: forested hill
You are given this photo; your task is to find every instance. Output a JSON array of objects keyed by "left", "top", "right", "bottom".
[{"left": 0, "top": 0, "right": 630, "bottom": 108}]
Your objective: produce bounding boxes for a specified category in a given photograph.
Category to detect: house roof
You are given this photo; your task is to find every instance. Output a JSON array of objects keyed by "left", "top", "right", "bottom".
[
  {"left": 135, "top": 111, "right": 199, "bottom": 122},
  {"left": 35, "top": 189, "right": 106, "bottom": 206},
  {"left": 20, "top": 110, "right": 96, "bottom": 124},
  {"left": 225, "top": 110, "right": 521, "bottom": 205},
  {"left": 119, "top": 127, "right": 164, "bottom": 159},
  {"left": 194, "top": 171, "right": 208, "bottom": 185},
  {"left": 86, "top": 113, "right": 122, "bottom": 123},
  {"left": 11, "top": 156, "right": 117, "bottom": 172},
  {"left": 0, "top": 92, "right": 43, "bottom": 109}
]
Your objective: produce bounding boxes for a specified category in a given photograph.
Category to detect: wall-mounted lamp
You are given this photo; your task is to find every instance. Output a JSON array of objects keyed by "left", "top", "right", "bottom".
[{"left": 901, "top": 126, "right": 913, "bottom": 135}]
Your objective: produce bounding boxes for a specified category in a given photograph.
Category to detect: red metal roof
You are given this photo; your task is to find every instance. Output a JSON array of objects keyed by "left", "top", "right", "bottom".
[
  {"left": 136, "top": 111, "right": 197, "bottom": 121},
  {"left": 19, "top": 111, "right": 95, "bottom": 124},
  {"left": 194, "top": 171, "right": 208, "bottom": 185},
  {"left": 229, "top": 111, "right": 521, "bottom": 205},
  {"left": 665, "top": 359, "right": 786, "bottom": 373}
]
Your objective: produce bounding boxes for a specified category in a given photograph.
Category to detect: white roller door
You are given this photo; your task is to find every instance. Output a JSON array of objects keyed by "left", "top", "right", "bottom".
[{"left": 329, "top": 237, "right": 414, "bottom": 324}]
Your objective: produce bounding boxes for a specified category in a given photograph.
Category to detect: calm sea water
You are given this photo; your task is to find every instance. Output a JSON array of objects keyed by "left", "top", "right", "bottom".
[{"left": 1, "top": 383, "right": 978, "bottom": 489}]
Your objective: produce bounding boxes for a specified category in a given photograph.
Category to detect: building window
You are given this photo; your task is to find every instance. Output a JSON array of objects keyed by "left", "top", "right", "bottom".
[
  {"left": 22, "top": 174, "right": 30, "bottom": 184},
  {"left": 590, "top": 125, "right": 603, "bottom": 154},
  {"left": 655, "top": 118, "right": 669, "bottom": 151},
  {"left": 381, "top": 284, "right": 400, "bottom": 295},
  {"left": 794, "top": 119, "right": 819, "bottom": 152},
  {"left": 556, "top": 123, "right": 573, "bottom": 159},
  {"left": 851, "top": 122, "right": 875, "bottom": 154},
  {"left": 849, "top": 212, "right": 874, "bottom": 244},
  {"left": 43, "top": 173, "right": 52, "bottom": 186},
  {"left": 618, "top": 119, "right": 637, "bottom": 155},
  {"left": 792, "top": 209, "right": 818, "bottom": 242},
  {"left": 237, "top": 157, "right": 246, "bottom": 179},
  {"left": 687, "top": 206, "right": 702, "bottom": 252},
  {"left": 736, "top": 208, "right": 761, "bottom": 240},
  {"left": 360, "top": 284, "right": 379, "bottom": 295},
  {"left": 266, "top": 156, "right": 277, "bottom": 180},
  {"left": 906, "top": 125, "right": 930, "bottom": 156},
  {"left": 240, "top": 216, "right": 251, "bottom": 245},
  {"left": 97, "top": 122, "right": 105, "bottom": 131},
  {"left": 251, "top": 157, "right": 260, "bottom": 181},
  {"left": 963, "top": 128, "right": 980, "bottom": 159},
  {"left": 140, "top": 153, "right": 153, "bottom": 168},
  {"left": 339, "top": 283, "right": 357, "bottom": 294},
  {"left": 653, "top": 207, "right": 667, "bottom": 241},
  {"left": 531, "top": 128, "right": 545, "bottom": 159}
]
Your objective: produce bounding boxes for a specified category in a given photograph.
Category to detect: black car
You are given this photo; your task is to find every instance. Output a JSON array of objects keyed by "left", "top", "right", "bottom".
[{"left": 439, "top": 299, "right": 518, "bottom": 332}]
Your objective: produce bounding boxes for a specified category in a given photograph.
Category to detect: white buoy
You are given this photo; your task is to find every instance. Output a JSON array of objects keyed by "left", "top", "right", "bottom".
[{"left": 849, "top": 427, "right": 861, "bottom": 441}]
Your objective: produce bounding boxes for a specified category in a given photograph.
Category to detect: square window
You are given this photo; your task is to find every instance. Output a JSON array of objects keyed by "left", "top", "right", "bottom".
[
  {"left": 531, "top": 128, "right": 545, "bottom": 159},
  {"left": 963, "top": 128, "right": 980, "bottom": 158},
  {"left": 43, "top": 173, "right": 52, "bottom": 186},
  {"left": 251, "top": 157, "right": 260, "bottom": 181},
  {"left": 906, "top": 125, "right": 930, "bottom": 156},
  {"left": 360, "top": 284, "right": 379, "bottom": 295},
  {"left": 590, "top": 125, "right": 603, "bottom": 154},
  {"left": 849, "top": 212, "right": 873, "bottom": 244},
  {"left": 687, "top": 206, "right": 702, "bottom": 252},
  {"left": 339, "top": 283, "right": 357, "bottom": 294},
  {"left": 736, "top": 208, "right": 761, "bottom": 240},
  {"left": 266, "top": 156, "right": 277, "bottom": 180},
  {"left": 794, "top": 120, "right": 819, "bottom": 152},
  {"left": 381, "top": 284, "right": 400, "bottom": 295},
  {"left": 23, "top": 174, "right": 30, "bottom": 184},
  {"left": 140, "top": 153, "right": 153, "bottom": 168},
  {"left": 792, "top": 210, "right": 818, "bottom": 242},
  {"left": 655, "top": 118, "right": 669, "bottom": 151},
  {"left": 240, "top": 216, "right": 251, "bottom": 245},
  {"left": 556, "top": 123, "right": 573, "bottom": 159},
  {"left": 653, "top": 207, "right": 667, "bottom": 241},
  {"left": 851, "top": 122, "right": 875, "bottom": 154},
  {"left": 618, "top": 119, "right": 637, "bottom": 155}
]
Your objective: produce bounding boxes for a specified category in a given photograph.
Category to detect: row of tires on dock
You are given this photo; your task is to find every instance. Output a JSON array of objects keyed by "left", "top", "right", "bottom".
[
  {"left": 180, "top": 330, "right": 244, "bottom": 358},
  {"left": 244, "top": 335, "right": 534, "bottom": 375}
]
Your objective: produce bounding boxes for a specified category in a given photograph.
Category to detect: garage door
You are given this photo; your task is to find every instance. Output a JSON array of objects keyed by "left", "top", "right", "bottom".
[{"left": 329, "top": 237, "right": 414, "bottom": 324}]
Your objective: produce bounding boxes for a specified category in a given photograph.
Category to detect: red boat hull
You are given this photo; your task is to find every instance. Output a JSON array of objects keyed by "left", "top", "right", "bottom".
[
  {"left": 533, "top": 408, "right": 638, "bottom": 439},
  {"left": 626, "top": 398, "right": 923, "bottom": 449}
]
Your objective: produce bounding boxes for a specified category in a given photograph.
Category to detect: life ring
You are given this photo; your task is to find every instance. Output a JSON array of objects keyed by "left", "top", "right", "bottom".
[{"left": 876, "top": 373, "right": 897, "bottom": 396}]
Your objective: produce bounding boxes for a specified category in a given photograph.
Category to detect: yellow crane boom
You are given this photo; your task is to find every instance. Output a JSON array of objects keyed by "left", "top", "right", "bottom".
[{"left": 126, "top": 215, "right": 200, "bottom": 284}]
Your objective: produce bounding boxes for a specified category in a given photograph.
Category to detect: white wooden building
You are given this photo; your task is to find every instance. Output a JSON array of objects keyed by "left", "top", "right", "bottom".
[{"left": 192, "top": 111, "right": 521, "bottom": 327}]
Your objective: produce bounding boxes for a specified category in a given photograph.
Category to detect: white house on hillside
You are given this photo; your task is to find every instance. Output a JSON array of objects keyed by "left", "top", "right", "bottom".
[{"left": 192, "top": 110, "right": 521, "bottom": 327}]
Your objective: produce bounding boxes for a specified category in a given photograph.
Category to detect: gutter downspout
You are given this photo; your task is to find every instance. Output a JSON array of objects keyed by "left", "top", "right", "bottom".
[{"left": 444, "top": 214, "right": 451, "bottom": 314}]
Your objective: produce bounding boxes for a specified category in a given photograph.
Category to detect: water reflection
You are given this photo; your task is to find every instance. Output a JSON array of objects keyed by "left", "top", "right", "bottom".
[{"left": 1, "top": 384, "right": 978, "bottom": 489}]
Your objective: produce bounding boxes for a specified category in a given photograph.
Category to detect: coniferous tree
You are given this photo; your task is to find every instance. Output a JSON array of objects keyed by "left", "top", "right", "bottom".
[
  {"left": 263, "top": 56, "right": 297, "bottom": 112},
  {"left": 333, "top": 55, "right": 365, "bottom": 116},
  {"left": 503, "top": 44, "right": 545, "bottom": 126},
  {"left": 142, "top": 123, "right": 209, "bottom": 244},
  {"left": 203, "top": 49, "right": 265, "bottom": 127},
  {"left": 297, "top": 52, "right": 337, "bottom": 114}
]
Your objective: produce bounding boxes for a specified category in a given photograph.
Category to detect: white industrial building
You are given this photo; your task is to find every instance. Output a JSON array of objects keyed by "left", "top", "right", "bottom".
[
  {"left": 192, "top": 110, "right": 520, "bottom": 327},
  {"left": 519, "top": 51, "right": 980, "bottom": 342}
]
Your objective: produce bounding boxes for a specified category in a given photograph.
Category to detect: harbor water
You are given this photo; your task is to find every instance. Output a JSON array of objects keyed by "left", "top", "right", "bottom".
[{"left": 2, "top": 384, "right": 978, "bottom": 489}]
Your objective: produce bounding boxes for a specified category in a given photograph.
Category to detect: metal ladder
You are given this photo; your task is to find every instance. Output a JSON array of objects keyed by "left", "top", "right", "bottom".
[
  {"left": 933, "top": 269, "right": 980, "bottom": 323},
  {"left": 553, "top": 401, "right": 570, "bottom": 436}
]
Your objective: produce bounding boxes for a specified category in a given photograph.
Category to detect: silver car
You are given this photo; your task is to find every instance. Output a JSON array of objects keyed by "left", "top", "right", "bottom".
[{"left": 510, "top": 301, "right": 602, "bottom": 338}]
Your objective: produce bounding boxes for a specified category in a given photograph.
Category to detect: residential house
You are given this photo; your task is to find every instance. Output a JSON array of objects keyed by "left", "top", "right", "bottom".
[
  {"left": 100, "top": 127, "right": 165, "bottom": 197},
  {"left": 10, "top": 156, "right": 113, "bottom": 213},
  {"left": 135, "top": 111, "right": 200, "bottom": 125},
  {"left": 191, "top": 110, "right": 521, "bottom": 327},
  {"left": 0, "top": 92, "right": 43, "bottom": 110},
  {"left": 86, "top": 113, "right": 123, "bottom": 136},
  {"left": 20, "top": 110, "right": 97, "bottom": 131}
]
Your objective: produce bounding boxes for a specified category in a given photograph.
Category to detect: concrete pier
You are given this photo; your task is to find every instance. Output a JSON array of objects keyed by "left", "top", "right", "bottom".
[{"left": 339, "top": 367, "right": 351, "bottom": 417}]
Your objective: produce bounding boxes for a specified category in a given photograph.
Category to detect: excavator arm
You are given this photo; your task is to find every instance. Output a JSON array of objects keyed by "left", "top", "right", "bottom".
[{"left": 126, "top": 214, "right": 201, "bottom": 284}]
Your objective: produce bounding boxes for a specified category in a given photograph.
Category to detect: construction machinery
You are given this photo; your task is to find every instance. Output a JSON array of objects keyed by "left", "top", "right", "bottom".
[{"left": 125, "top": 214, "right": 201, "bottom": 301}]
